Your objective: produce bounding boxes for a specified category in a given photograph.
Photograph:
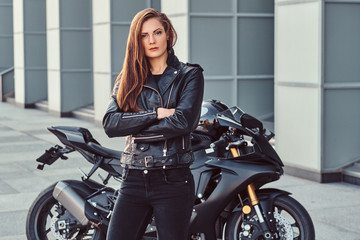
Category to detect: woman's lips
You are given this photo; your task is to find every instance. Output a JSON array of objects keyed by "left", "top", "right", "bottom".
[{"left": 149, "top": 47, "right": 158, "bottom": 51}]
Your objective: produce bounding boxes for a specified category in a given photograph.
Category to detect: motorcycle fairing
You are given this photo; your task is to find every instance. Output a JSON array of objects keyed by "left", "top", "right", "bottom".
[{"left": 189, "top": 158, "right": 281, "bottom": 239}]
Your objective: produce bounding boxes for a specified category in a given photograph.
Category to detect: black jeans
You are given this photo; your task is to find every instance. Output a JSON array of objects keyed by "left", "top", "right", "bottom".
[{"left": 106, "top": 167, "right": 195, "bottom": 240}]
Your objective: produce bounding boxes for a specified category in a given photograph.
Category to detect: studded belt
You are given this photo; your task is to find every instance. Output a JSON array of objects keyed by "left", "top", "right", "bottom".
[{"left": 127, "top": 152, "right": 193, "bottom": 169}]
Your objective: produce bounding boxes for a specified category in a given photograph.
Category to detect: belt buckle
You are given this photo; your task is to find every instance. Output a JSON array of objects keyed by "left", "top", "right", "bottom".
[{"left": 144, "top": 156, "right": 153, "bottom": 168}]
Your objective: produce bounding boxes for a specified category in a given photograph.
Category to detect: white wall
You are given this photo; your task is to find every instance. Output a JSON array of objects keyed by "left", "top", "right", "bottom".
[{"left": 275, "top": 0, "right": 322, "bottom": 171}]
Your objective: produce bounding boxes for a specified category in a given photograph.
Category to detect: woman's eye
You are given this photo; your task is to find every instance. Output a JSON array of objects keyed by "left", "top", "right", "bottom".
[
  {"left": 141, "top": 34, "right": 148, "bottom": 38},
  {"left": 155, "top": 31, "right": 162, "bottom": 36}
]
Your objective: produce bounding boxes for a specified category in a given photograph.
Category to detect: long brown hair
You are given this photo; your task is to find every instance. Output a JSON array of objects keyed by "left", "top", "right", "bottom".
[{"left": 115, "top": 8, "right": 177, "bottom": 112}]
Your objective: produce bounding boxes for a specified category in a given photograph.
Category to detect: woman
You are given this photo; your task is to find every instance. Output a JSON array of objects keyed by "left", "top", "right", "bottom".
[{"left": 103, "top": 8, "right": 204, "bottom": 240}]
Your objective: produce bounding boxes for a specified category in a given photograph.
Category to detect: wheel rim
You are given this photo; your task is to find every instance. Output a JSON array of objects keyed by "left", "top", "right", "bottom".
[
  {"left": 32, "top": 191, "right": 99, "bottom": 239},
  {"left": 230, "top": 203, "right": 303, "bottom": 239},
  {"left": 273, "top": 203, "right": 302, "bottom": 240}
]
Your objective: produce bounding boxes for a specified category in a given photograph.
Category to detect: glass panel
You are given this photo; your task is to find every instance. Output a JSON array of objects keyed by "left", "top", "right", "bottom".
[
  {"left": 238, "top": 0, "right": 274, "bottom": 13},
  {"left": 325, "top": 3, "right": 360, "bottom": 83},
  {"left": 60, "top": 0, "right": 91, "bottom": 28},
  {"left": 324, "top": 89, "right": 360, "bottom": 168},
  {"left": 237, "top": 78, "right": 273, "bottom": 117},
  {"left": 111, "top": 0, "right": 148, "bottom": 22},
  {"left": 25, "top": 34, "right": 47, "bottom": 68},
  {"left": 238, "top": 17, "right": 274, "bottom": 75},
  {"left": 111, "top": 73, "right": 118, "bottom": 86},
  {"left": 24, "top": 0, "right": 46, "bottom": 31},
  {"left": 61, "top": 31, "right": 92, "bottom": 69},
  {"left": 0, "top": 5, "right": 13, "bottom": 33},
  {"left": 190, "top": 17, "right": 233, "bottom": 76},
  {"left": 61, "top": 72, "right": 93, "bottom": 112},
  {"left": 151, "top": 0, "right": 161, "bottom": 12},
  {"left": 190, "top": 0, "right": 233, "bottom": 13},
  {"left": 111, "top": 24, "right": 129, "bottom": 75},
  {"left": 0, "top": 37, "right": 13, "bottom": 66},
  {"left": 203, "top": 80, "right": 235, "bottom": 107},
  {"left": 25, "top": 69, "right": 47, "bottom": 102}
]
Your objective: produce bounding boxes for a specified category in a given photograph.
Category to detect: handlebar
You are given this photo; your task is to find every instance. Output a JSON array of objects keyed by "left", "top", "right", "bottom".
[{"left": 210, "top": 137, "right": 226, "bottom": 149}]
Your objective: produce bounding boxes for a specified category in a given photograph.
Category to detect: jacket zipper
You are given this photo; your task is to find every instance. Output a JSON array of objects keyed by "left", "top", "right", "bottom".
[
  {"left": 133, "top": 135, "right": 164, "bottom": 140},
  {"left": 143, "top": 78, "right": 178, "bottom": 157},
  {"left": 122, "top": 110, "right": 156, "bottom": 119},
  {"left": 142, "top": 84, "right": 168, "bottom": 155},
  {"left": 166, "top": 83, "right": 175, "bottom": 107},
  {"left": 163, "top": 82, "right": 176, "bottom": 156}
]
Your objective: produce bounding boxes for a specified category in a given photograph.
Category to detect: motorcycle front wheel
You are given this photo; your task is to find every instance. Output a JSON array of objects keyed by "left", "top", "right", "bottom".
[
  {"left": 26, "top": 183, "right": 105, "bottom": 240},
  {"left": 225, "top": 195, "right": 315, "bottom": 240}
]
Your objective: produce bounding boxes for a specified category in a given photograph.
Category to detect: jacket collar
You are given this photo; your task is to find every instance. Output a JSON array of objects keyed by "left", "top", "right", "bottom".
[{"left": 145, "top": 48, "right": 181, "bottom": 95}]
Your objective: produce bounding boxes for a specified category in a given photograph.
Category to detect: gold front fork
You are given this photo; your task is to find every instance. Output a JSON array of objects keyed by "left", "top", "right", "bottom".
[
  {"left": 230, "top": 147, "right": 260, "bottom": 214},
  {"left": 231, "top": 142, "right": 270, "bottom": 236},
  {"left": 247, "top": 183, "right": 259, "bottom": 206}
]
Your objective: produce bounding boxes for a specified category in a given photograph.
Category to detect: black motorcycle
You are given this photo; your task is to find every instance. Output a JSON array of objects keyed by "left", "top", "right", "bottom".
[{"left": 26, "top": 100, "right": 315, "bottom": 240}]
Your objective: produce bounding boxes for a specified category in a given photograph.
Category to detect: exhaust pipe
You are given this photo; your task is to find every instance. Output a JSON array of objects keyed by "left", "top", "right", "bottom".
[{"left": 53, "top": 181, "right": 95, "bottom": 226}]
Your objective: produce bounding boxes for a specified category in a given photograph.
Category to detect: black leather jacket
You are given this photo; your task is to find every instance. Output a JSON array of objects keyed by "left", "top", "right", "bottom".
[{"left": 103, "top": 49, "right": 204, "bottom": 169}]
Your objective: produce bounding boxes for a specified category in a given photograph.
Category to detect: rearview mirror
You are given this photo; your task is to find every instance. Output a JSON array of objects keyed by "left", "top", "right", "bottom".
[{"left": 240, "top": 113, "right": 263, "bottom": 132}]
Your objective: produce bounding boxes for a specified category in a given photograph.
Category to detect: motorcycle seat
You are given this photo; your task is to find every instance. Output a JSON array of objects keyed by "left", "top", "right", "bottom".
[{"left": 87, "top": 142, "right": 123, "bottom": 159}]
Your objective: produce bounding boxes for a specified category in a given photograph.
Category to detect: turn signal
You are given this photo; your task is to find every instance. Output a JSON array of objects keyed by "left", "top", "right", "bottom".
[{"left": 242, "top": 205, "right": 251, "bottom": 214}]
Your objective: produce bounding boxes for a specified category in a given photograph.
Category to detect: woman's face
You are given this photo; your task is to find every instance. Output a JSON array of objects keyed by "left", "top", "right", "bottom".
[{"left": 141, "top": 18, "right": 168, "bottom": 60}]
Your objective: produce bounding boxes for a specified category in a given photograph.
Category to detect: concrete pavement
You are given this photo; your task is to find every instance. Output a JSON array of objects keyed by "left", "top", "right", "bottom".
[{"left": 0, "top": 102, "right": 359, "bottom": 240}]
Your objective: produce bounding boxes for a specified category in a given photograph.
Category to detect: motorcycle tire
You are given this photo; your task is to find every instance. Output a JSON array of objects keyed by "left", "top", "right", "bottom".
[
  {"left": 26, "top": 182, "right": 106, "bottom": 240},
  {"left": 225, "top": 195, "right": 315, "bottom": 240}
]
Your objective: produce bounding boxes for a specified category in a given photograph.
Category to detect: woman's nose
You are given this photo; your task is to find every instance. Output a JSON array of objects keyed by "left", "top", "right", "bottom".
[{"left": 149, "top": 34, "right": 155, "bottom": 44}]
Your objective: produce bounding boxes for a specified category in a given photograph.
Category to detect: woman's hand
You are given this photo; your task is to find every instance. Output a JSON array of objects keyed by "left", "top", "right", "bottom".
[{"left": 157, "top": 108, "right": 175, "bottom": 120}]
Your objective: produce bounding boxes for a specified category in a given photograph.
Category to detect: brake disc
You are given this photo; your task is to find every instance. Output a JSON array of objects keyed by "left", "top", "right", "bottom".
[
  {"left": 50, "top": 215, "right": 68, "bottom": 240},
  {"left": 50, "top": 211, "right": 79, "bottom": 240},
  {"left": 273, "top": 212, "right": 294, "bottom": 240}
]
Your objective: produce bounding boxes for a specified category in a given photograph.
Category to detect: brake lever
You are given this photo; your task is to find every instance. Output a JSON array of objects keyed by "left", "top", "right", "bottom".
[
  {"left": 265, "top": 131, "right": 275, "bottom": 141},
  {"left": 226, "top": 140, "right": 247, "bottom": 150}
]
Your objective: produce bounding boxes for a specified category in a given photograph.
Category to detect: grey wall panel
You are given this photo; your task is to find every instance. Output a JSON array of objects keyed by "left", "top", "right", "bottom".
[
  {"left": 324, "top": 89, "right": 360, "bottom": 169},
  {"left": 25, "top": 69, "right": 47, "bottom": 102},
  {"left": 61, "top": 72, "right": 93, "bottom": 112},
  {"left": 0, "top": 2, "right": 13, "bottom": 69},
  {"left": 24, "top": 0, "right": 46, "bottom": 31},
  {"left": 111, "top": 73, "right": 118, "bottom": 87},
  {"left": 151, "top": 0, "right": 161, "bottom": 11},
  {"left": 190, "top": 17, "right": 233, "bottom": 76},
  {"left": 61, "top": 31, "right": 92, "bottom": 70},
  {"left": 111, "top": 24, "right": 130, "bottom": 83},
  {"left": 203, "top": 80, "right": 234, "bottom": 106},
  {"left": 237, "top": 78, "right": 273, "bottom": 117},
  {"left": 325, "top": 3, "right": 360, "bottom": 83},
  {"left": 24, "top": 34, "right": 47, "bottom": 68},
  {"left": 1, "top": 70, "right": 13, "bottom": 93},
  {"left": 238, "top": 0, "right": 274, "bottom": 13},
  {"left": 190, "top": 0, "right": 233, "bottom": 13},
  {"left": 112, "top": 0, "right": 149, "bottom": 22},
  {"left": 0, "top": 38, "right": 13, "bottom": 66},
  {"left": 0, "top": 5, "right": 12, "bottom": 33},
  {"left": 238, "top": 18, "right": 274, "bottom": 75},
  {"left": 60, "top": 0, "right": 91, "bottom": 28},
  {"left": 188, "top": 1, "right": 274, "bottom": 117}
]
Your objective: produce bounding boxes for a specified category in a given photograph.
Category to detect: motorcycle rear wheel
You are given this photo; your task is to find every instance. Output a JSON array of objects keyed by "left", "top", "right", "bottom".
[
  {"left": 26, "top": 183, "right": 105, "bottom": 240},
  {"left": 225, "top": 195, "right": 315, "bottom": 240}
]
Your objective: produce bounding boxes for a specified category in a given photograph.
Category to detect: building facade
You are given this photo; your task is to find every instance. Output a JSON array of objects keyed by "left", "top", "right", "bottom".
[{"left": 1, "top": 0, "right": 360, "bottom": 183}]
